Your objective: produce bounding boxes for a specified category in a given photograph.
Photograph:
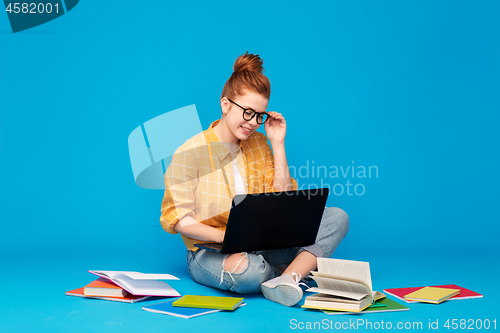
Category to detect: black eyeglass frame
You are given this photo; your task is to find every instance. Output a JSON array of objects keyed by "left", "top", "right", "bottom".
[{"left": 227, "top": 98, "right": 269, "bottom": 124}]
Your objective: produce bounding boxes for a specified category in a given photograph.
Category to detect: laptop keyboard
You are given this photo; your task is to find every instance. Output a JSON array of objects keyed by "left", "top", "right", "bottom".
[{"left": 195, "top": 243, "right": 223, "bottom": 251}]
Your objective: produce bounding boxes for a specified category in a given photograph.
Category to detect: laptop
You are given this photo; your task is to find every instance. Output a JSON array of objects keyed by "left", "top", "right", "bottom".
[{"left": 194, "top": 188, "right": 329, "bottom": 254}]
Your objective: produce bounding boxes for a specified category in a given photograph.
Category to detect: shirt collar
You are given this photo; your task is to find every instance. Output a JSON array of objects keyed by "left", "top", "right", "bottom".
[{"left": 204, "top": 120, "right": 244, "bottom": 161}]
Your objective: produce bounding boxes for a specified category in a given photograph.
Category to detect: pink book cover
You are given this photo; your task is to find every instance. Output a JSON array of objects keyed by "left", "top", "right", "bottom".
[{"left": 383, "top": 284, "right": 483, "bottom": 303}]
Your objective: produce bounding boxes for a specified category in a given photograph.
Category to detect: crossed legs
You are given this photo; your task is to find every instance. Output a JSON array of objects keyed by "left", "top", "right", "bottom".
[{"left": 186, "top": 207, "right": 350, "bottom": 298}]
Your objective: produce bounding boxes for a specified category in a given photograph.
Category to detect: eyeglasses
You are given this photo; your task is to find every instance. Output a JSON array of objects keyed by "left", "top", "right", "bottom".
[{"left": 227, "top": 98, "right": 269, "bottom": 124}]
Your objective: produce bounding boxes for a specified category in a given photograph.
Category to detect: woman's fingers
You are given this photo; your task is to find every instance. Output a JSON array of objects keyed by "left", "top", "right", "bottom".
[{"left": 267, "top": 111, "right": 284, "bottom": 120}]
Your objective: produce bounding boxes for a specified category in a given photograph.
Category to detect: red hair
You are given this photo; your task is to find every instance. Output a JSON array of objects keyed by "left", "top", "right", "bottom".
[{"left": 220, "top": 52, "right": 271, "bottom": 100}]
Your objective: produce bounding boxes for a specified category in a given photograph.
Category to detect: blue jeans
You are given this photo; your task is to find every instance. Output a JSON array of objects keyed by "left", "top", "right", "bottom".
[{"left": 186, "top": 207, "right": 349, "bottom": 294}]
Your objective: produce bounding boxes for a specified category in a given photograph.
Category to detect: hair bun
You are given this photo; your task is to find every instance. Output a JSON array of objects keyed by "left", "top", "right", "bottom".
[
  {"left": 221, "top": 52, "right": 271, "bottom": 99},
  {"left": 233, "top": 52, "right": 265, "bottom": 74}
]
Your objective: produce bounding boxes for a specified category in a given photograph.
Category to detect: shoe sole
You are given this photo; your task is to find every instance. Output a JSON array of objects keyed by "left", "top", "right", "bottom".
[{"left": 261, "top": 283, "right": 302, "bottom": 307}]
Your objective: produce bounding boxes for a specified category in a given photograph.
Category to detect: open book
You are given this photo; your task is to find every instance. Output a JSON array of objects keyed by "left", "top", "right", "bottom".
[
  {"left": 88, "top": 270, "right": 180, "bottom": 297},
  {"left": 302, "top": 258, "right": 385, "bottom": 312}
]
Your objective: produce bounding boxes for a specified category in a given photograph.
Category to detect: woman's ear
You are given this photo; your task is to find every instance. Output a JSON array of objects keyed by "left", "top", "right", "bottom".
[{"left": 220, "top": 97, "right": 230, "bottom": 115}]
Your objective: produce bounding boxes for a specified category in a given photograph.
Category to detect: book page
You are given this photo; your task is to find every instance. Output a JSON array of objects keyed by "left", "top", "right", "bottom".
[
  {"left": 89, "top": 270, "right": 139, "bottom": 280},
  {"left": 317, "top": 258, "right": 372, "bottom": 290},
  {"left": 310, "top": 276, "right": 368, "bottom": 300},
  {"left": 311, "top": 272, "right": 371, "bottom": 291},
  {"left": 306, "top": 294, "right": 363, "bottom": 304},
  {"left": 307, "top": 287, "right": 366, "bottom": 300},
  {"left": 112, "top": 273, "right": 180, "bottom": 297},
  {"left": 89, "top": 270, "right": 179, "bottom": 280},
  {"left": 125, "top": 273, "right": 179, "bottom": 280}
]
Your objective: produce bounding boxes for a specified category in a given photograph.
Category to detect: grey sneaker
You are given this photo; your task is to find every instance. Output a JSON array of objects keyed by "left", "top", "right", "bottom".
[{"left": 260, "top": 272, "right": 306, "bottom": 306}]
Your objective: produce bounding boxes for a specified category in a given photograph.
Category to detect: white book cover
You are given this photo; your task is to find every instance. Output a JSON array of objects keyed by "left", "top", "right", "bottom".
[{"left": 88, "top": 270, "right": 180, "bottom": 297}]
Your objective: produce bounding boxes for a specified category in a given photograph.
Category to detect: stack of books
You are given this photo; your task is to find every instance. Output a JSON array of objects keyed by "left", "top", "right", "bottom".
[
  {"left": 384, "top": 284, "right": 483, "bottom": 304},
  {"left": 302, "top": 258, "right": 389, "bottom": 313},
  {"left": 142, "top": 295, "right": 246, "bottom": 319},
  {"left": 403, "top": 286, "right": 460, "bottom": 304},
  {"left": 65, "top": 270, "right": 180, "bottom": 303}
]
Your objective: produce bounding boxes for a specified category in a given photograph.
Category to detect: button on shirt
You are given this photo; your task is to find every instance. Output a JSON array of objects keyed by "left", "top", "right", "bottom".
[{"left": 160, "top": 119, "right": 298, "bottom": 251}]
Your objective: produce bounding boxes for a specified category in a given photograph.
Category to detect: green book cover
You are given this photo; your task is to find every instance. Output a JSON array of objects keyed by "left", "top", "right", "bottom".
[
  {"left": 172, "top": 295, "right": 244, "bottom": 311},
  {"left": 322, "top": 298, "right": 409, "bottom": 315}
]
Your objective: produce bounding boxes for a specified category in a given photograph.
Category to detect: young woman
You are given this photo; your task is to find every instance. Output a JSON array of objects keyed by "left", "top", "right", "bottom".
[{"left": 160, "top": 52, "right": 349, "bottom": 306}]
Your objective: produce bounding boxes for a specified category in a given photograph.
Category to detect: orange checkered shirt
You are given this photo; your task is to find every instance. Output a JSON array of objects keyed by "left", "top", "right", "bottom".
[{"left": 160, "top": 119, "right": 298, "bottom": 251}]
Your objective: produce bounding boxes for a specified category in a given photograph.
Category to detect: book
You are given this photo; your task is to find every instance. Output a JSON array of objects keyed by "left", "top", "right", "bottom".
[
  {"left": 89, "top": 270, "right": 179, "bottom": 281},
  {"left": 383, "top": 284, "right": 483, "bottom": 303},
  {"left": 65, "top": 287, "right": 150, "bottom": 303},
  {"left": 172, "top": 295, "right": 244, "bottom": 311},
  {"left": 88, "top": 270, "right": 180, "bottom": 297},
  {"left": 84, "top": 278, "right": 129, "bottom": 297},
  {"left": 302, "top": 258, "right": 386, "bottom": 313},
  {"left": 321, "top": 298, "right": 410, "bottom": 315},
  {"left": 142, "top": 298, "right": 247, "bottom": 318},
  {"left": 404, "top": 286, "right": 460, "bottom": 304}
]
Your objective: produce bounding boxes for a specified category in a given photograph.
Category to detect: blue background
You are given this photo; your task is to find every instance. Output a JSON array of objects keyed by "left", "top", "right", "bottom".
[{"left": 1, "top": 1, "right": 499, "bottom": 332}]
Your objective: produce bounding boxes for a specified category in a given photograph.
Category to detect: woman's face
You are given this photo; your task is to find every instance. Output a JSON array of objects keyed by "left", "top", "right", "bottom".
[{"left": 221, "top": 90, "right": 269, "bottom": 143}]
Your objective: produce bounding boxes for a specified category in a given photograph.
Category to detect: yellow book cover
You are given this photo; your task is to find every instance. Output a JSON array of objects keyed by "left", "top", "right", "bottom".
[
  {"left": 172, "top": 295, "right": 244, "bottom": 311},
  {"left": 404, "top": 286, "right": 460, "bottom": 304}
]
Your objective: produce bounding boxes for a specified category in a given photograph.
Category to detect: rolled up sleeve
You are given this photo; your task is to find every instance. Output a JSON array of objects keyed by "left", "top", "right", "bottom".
[{"left": 160, "top": 148, "right": 197, "bottom": 234}]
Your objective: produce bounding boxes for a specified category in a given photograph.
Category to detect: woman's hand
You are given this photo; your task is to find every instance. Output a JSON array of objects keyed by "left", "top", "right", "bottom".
[
  {"left": 265, "top": 111, "right": 286, "bottom": 146},
  {"left": 217, "top": 231, "right": 225, "bottom": 244},
  {"left": 175, "top": 216, "right": 226, "bottom": 243}
]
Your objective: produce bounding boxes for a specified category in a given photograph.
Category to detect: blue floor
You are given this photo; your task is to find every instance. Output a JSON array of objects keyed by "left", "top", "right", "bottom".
[{"left": 2, "top": 244, "right": 497, "bottom": 333}]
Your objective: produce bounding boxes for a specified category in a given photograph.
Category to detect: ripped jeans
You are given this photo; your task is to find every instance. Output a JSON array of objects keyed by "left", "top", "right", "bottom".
[{"left": 186, "top": 207, "right": 349, "bottom": 294}]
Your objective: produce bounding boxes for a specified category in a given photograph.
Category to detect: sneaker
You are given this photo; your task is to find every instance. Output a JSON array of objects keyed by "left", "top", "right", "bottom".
[{"left": 260, "top": 272, "right": 306, "bottom": 306}]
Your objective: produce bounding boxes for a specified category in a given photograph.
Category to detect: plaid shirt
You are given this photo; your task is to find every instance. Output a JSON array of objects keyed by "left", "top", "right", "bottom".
[{"left": 160, "top": 119, "right": 297, "bottom": 250}]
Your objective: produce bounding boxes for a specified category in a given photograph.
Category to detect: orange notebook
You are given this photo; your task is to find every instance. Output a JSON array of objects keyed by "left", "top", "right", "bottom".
[
  {"left": 66, "top": 287, "right": 150, "bottom": 303},
  {"left": 84, "top": 278, "right": 129, "bottom": 297}
]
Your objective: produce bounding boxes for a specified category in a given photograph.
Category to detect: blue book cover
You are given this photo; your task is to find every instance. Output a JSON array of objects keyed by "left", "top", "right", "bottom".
[{"left": 143, "top": 298, "right": 244, "bottom": 318}]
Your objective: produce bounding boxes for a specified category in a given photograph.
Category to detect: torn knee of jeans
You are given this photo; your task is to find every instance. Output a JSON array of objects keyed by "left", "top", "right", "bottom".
[
  {"left": 223, "top": 252, "right": 249, "bottom": 274},
  {"left": 220, "top": 252, "right": 249, "bottom": 285}
]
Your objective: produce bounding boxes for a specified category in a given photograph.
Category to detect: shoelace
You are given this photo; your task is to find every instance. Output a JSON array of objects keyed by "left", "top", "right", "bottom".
[{"left": 291, "top": 272, "right": 308, "bottom": 288}]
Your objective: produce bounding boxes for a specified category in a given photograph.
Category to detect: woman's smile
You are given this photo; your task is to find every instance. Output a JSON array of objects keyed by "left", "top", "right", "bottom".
[{"left": 240, "top": 125, "right": 253, "bottom": 134}]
